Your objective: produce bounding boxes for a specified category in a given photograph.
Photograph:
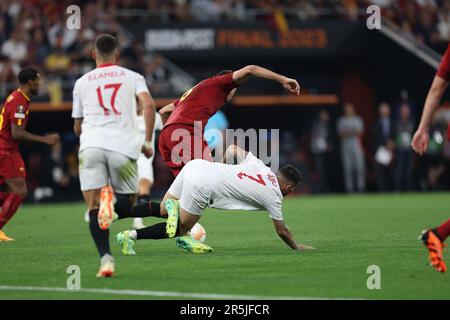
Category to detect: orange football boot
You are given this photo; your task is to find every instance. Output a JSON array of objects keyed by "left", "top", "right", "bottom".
[
  {"left": 420, "top": 229, "right": 447, "bottom": 273},
  {"left": 98, "top": 186, "right": 116, "bottom": 230},
  {"left": 0, "top": 230, "right": 14, "bottom": 242}
]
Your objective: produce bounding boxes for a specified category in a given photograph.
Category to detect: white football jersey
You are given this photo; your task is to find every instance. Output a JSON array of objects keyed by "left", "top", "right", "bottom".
[
  {"left": 72, "top": 64, "right": 150, "bottom": 160},
  {"left": 199, "top": 153, "right": 284, "bottom": 220}
]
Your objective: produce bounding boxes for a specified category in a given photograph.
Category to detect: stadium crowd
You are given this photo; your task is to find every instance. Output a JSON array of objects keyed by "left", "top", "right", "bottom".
[
  {"left": 1, "top": 0, "right": 450, "bottom": 201},
  {"left": 308, "top": 101, "right": 450, "bottom": 194}
]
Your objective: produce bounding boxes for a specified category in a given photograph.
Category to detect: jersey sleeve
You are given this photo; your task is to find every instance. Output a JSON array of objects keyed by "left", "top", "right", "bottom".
[
  {"left": 135, "top": 74, "right": 150, "bottom": 95},
  {"left": 213, "top": 73, "right": 237, "bottom": 91},
  {"left": 8, "top": 100, "right": 29, "bottom": 127},
  {"left": 437, "top": 45, "right": 450, "bottom": 81},
  {"left": 71, "top": 80, "right": 83, "bottom": 119},
  {"left": 266, "top": 198, "right": 284, "bottom": 221}
]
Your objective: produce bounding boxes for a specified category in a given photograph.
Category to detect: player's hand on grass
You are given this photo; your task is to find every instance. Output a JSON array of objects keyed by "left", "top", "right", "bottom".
[
  {"left": 297, "top": 244, "right": 314, "bottom": 251},
  {"left": 44, "top": 133, "right": 60, "bottom": 145},
  {"left": 142, "top": 145, "right": 154, "bottom": 159},
  {"left": 282, "top": 78, "right": 300, "bottom": 95},
  {"left": 411, "top": 128, "right": 429, "bottom": 156}
]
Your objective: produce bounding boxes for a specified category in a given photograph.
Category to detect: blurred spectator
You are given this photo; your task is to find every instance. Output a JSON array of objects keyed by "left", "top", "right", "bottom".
[
  {"left": 0, "top": 55, "right": 19, "bottom": 97},
  {"left": 310, "top": 110, "right": 332, "bottom": 193},
  {"left": 373, "top": 102, "right": 395, "bottom": 192},
  {"left": 1, "top": 29, "right": 27, "bottom": 64},
  {"left": 394, "top": 103, "right": 415, "bottom": 191},
  {"left": 414, "top": 7, "right": 440, "bottom": 47},
  {"left": 437, "top": 0, "right": 450, "bottom": 41},
  {"left": 337, "top": 103, "right": 365, "bottom": 193},
  {"left": 45, "top": 35, "right": 71, "bottom": 76}
]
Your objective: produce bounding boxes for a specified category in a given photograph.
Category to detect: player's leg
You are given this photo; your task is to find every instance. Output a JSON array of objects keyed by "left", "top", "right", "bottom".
[
  {"left": 174, "top": 178, "right": 213, "bottom": 253},
  {"left": 175, "top": 207, "right": 213, "bottom": 254},
  {"left": 0, "top": 177, "right": 27, "bottom": 241},
  {"left": 96, "top": 151, "right": 137, "bottom": 230},
  {"left": 435, "top": 219, "right": 450, "bottom": 242},
  {"left": 420, "top": 218, "right": 450, "bottom": 273},
  {"left": 159, "top": 125, "right": 188, "bottom": 177},
  {"left": 133, "top": 154, "right": 155, "bottom": 229},
  {"left": 78, "top": 148, "right": 114, "bottom": 277}
]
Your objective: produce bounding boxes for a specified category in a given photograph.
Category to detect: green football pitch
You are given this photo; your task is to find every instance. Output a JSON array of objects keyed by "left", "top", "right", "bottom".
[{"left": 0, "top": 193, "right": 449, "bottom": 300}]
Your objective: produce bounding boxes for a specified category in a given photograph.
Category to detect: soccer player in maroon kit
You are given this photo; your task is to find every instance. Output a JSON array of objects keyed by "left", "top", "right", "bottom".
[
  {"left": 0, "top": 68, "right": 60, "bottom": 241},
  {"left": 158, "top": 65, "right": 300, "bottom": 177},
  {"left": 412, "top": 44, "right": 450, "bottom": 273}
]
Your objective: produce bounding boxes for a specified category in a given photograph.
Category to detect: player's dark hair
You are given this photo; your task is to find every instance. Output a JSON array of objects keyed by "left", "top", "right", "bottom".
[
  {"left": 217, "top": 70, "right": 233, "bottom": 76},
  {"left": 18, "top": 67, "right": 39, "bottom": 84},
  {"left": 279, "top": 165, "right": 303, "bottom": 186},
  {"left": 95, "top": 34, "right": 118, "bottom": 57}
]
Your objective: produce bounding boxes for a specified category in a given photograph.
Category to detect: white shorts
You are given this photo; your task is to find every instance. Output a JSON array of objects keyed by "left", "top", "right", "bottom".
[
  {"left": 167, "top": 160, "right": 211, "bottom": 216},
  {"left": 79, "top": 147, "right": 138, "bottom": 194},
  {"left": 137, "top": 153, "right": 155, "bottom": 182}
]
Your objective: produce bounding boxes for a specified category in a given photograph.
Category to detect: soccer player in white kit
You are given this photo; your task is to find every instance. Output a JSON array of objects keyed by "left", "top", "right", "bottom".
[
  {"left": 117, "top": 145, "right": 314, "bottom": 254},
  {"left": 132, "top": 111, "right": 163, "bottom": 229},
  {"left": 72, "top": 34, "right": 156, "bottom": 277}
]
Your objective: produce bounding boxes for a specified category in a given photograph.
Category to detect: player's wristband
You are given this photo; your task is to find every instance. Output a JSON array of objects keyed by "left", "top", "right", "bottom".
[{"left": 143, "top": 141, "right": 152, "bottom": 149}]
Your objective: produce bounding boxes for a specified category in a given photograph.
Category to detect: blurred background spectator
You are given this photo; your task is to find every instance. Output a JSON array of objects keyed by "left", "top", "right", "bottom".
[
  {"left": 373, "top": 102, "right": 395, "bottom": 192},
  {"left": 337, "top": 103, "right": 366, "bottom": 193},
  {"left": 310, "top": 110, "right": 333, "bottom": 193},
  {"left": 395, "top": 103, "right": 415, "bottom": 192}
]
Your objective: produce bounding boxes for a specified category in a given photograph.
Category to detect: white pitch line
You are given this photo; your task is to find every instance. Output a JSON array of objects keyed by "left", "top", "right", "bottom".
[{"left": 0, "top": 285, "right": 362, "bottom": 300}]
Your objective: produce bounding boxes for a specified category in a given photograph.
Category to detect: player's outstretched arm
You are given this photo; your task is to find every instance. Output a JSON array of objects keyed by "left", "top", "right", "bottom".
[
  {"left": 411, "top": 76, "right": 449, "bottom": 155},
  {"left": 232, "top": 65, "right": 300, "bottom": 95},
  {"left": 159, "top": 102, "right": 175, "bottom": 125},
  {"left": 11, "top": 123, "right": 59, "bottom": 145},
  {"left": 272, "top": 219, "right": 314, "bottom": 251}
]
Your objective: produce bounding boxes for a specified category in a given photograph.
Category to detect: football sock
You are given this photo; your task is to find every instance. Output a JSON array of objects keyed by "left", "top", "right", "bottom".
[
  {"left": 114, "top": 193, "right": 133, "bottom": 217},
  {"left": 89, "top": 209, "right": 111, "bottom": 257},
  {"left": 0, "top": 192, "right": 9, "bottom": 206},
  {"left": 137, "top": 194, "right": 151, "bottom": 205},
  {"left": 0, "top": 193, "right": 24, "bottom": 229},
  {"left": 435, "top": 219, "right": 450, "bottom": 242},
  {"left": 136, "top": 222, "right": 179, "bottom": 240},
  {"left": 118, "top": 201, "right": 162, "bottom": 219},
  {"left": 128, "top": 230, "right": 137, "bottom": 240}
]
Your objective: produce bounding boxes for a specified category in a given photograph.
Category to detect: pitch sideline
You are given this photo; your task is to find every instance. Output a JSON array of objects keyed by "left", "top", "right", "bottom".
[{"left": 0, "top": 285, "right": 363, "bottom": 300}]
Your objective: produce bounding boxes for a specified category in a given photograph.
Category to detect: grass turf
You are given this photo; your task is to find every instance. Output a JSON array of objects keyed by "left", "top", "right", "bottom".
[{"left": 0, "top": 193, "right": 449, "bottom": 300}]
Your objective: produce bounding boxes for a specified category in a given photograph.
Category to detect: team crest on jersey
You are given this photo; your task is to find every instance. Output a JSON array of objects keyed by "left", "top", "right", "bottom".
[
  {"left": 14, "top": 105, "right": 26, "bottom": 119},
  {"left": 16, "top": 105, "right": 25, "bottom": 113}
]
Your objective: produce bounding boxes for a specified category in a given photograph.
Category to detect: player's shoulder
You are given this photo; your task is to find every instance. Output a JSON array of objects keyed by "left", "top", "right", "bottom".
[
  {"left": 115, "top": 65, "right": 144, "bottom": 80},
  {"left": 4, "top": 90, "right": 26, "bottom": 107}
]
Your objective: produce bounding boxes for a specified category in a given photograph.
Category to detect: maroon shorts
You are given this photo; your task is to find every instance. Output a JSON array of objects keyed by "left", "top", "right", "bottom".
[
  {"left": 0, "top": 150, "right": 26, "bottom": 180},
  {"left": 158, "top": 124, "right": 213, "bottom": 177}
]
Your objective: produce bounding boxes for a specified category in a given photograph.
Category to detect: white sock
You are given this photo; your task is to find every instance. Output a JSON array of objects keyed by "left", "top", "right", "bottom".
[
  {"left": 129, "top": 230, "right": 137, "bottom": 240},
  {"left": 101, "top": 254, "right": 114, "bottom": 264}
]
